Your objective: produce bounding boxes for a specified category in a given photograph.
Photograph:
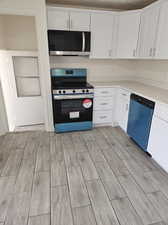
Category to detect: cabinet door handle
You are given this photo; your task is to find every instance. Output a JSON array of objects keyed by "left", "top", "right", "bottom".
[
  {"left": 100, "top": 103, "right": 108, "bottom": 105},
  {"left": 133, "top": 49, "right": 136, "bottom": 57},
  {"left": 70, "top": 19, "right": 72, "bottom": 29},
  {"left": 149, "top": 48, "right": 153, "bottom": 57},
  {"left": 100, "top": 116, "right": 107, "bottom": 119},
  {"left": 126, "top": 103, "right": 129, "bottom": 111},
  {"left": 67, "top": 20, "right": 70, "bottom": 29},
  {"left": 109, "top": 50, "right": 112, "bottom": 57},
  {"left": 153, "top": 48, "right": 156, "bottom": 57}
]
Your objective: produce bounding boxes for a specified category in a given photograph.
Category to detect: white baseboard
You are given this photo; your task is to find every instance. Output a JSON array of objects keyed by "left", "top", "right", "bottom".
[{"left": 15, "top": 124, "right": 45, "bottom": 132}]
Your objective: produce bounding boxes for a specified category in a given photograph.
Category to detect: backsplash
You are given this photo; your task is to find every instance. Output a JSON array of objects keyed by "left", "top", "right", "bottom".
[
  {"left": 49, "top": 56, "right": 135, "bottom": 82},
  {"left": 50, "top": 56, "right": 168, "bottom": 90},
  {"left": 132, "top": 60, "right": 168, "bottom": 90}
]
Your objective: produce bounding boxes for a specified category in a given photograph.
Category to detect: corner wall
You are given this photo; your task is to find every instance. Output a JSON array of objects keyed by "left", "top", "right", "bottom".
[{"left": 0, "top": 16, "right": 5, "bottom": 49}]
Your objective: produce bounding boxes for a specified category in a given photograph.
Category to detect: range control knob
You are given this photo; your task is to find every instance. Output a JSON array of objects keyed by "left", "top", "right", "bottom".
[
  {"left": 59, "top": 90, "right": 61, "bottom": 94},
  {"left": 63, "top": 90, "right": 66, "bottom": 94},
  {"left": 82, "top": 90, "right": 85, "bottom": 93},
  {"left": 86, "top": 89, "right": 89, "bottom": 93},
  {"left": 73, "top": 90, "right": 76, "bottom": 93}
]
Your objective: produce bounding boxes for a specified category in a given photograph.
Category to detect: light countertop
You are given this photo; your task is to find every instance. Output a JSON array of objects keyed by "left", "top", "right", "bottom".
[{"left": 90, "top": 81, "right": 168, "bottom": 105}]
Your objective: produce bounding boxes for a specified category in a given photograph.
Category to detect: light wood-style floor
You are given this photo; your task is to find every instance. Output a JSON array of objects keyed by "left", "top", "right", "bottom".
[{"left": 0, "top": 126, "right": 168, "bottom": 225}]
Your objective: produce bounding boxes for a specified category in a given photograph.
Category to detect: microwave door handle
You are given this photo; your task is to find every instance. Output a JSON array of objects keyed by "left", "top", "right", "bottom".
[{"left": 82, "top": 32, "right": 85, "bottom": 52}]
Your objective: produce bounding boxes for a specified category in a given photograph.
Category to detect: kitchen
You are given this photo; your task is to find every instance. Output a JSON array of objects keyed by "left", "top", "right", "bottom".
[{"left": 0, "top": 0, "right": 168, "bottom": 225}]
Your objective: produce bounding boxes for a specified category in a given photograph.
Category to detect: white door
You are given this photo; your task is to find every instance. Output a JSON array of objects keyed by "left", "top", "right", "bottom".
[
  {"left": 47, "top": 8, "right": 70, "bottom": 30},
  {"left": 90, "top": 13, "right": 117, "bottom": 58},
  {"left": 116, "top": 89, "right": 130, "bottom": 132},
  {"left": 0, "top": 81, "right": 8, "bottom": 135},
  {"left": 70, "top": 11, "right": 90, "bottom": 31},
  {"left": 138, "top": 4, "right": 160, "bottom": 58},
  {"left": 148, "top": 116, "right": 168, "bottom": 172},
  {"left": 155, "top": 1, "right": 168, "bottom": 59},
  {"left": 116, "top": 11, "right": 140, "bottom": 58},
  {"left": 0, "top": 51, "right": 44, "bottom": 130}
]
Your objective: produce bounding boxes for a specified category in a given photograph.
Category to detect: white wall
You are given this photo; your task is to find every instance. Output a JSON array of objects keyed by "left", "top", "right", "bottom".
[
  {"left": 50, "top": 56, "right": 135, "bottom": 82},
  {"left": 132, "top": 60, "right": 168, "bottom": 90},
  {"left": 0, "top": 16, "right": 5, "bottom": 49},
  {"left": 1, "top": 15, "right": 38, "bottom": 51}
]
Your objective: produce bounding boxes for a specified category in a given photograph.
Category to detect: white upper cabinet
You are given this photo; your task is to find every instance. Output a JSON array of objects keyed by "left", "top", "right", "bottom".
[
  {"left": 137, "top": 3, "right": 161, "bottom": 58},
  {"left": 47, "top": 2, "right": 168, "bottom": 59},
  {"left": 69, "top": 11, "right": 90, "bottom": 31},
  {"left": 47, "top": 7, "right": 90, "bottom": 31},
  {"left": 155, "top": 1, "right": 168, "bottom": 59},
  {"left": 47, "top": 8, "right": 70, "bottom": 30},
  {"left": 90, "top": 13, "right": 117, "bottom": 58},
  {"left": 116, "top": 11, "right": 141, "bottom": 58}
]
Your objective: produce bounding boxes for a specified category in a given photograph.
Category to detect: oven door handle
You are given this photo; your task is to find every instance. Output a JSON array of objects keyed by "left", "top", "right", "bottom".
[{"left": 53, "top": 94, "right": 94, "bottom": 100}]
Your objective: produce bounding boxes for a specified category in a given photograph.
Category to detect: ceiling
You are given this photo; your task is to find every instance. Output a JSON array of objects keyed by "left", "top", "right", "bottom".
[{"left": 46, "top": 0, "right": 158, "bottom": 10}]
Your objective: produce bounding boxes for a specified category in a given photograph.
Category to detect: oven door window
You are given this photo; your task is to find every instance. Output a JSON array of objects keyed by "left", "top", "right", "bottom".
[{"left": 53, "top": 98, "right": 93, "bottom": 123}]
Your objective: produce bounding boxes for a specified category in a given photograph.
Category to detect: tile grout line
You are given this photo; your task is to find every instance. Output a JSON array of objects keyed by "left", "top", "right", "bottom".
[
  {"left": 71, "top": 133, "right": 99, "bottom": 225},
  {"left": 61, "top": 134, "right": 76, "bottom": 225}
]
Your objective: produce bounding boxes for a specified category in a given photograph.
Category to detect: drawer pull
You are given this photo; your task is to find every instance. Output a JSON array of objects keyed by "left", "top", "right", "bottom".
[
  {"left": 100, "top": 116, "right": 107, "bottom": 119},
  {"left": 100, "top": 103, "right": 108, "bottom": 105},
  {"left": 122, "top": 93, "right": 127, "bottom": 96},
  {"left": 101, "top": 91, "right": 109, "bottom": 94}
]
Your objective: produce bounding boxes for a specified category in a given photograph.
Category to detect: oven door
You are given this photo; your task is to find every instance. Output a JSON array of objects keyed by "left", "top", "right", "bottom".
[{"left": 53, "top": 94, "right": 93, "bottom": 124}]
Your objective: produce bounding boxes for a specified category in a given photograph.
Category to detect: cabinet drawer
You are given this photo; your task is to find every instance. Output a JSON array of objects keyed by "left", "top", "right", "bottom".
[
  {"left": 94, "top": 97, "right": 113, "bottom": 110},
  {"left": 93, "top": 110, "right": 113, "bottom": 124},
  {"left": 94, "top": 88, "right": 115, "bottom": 97},
  {"left": 119, "top": 89, "right": 130, "bottom": 99}
]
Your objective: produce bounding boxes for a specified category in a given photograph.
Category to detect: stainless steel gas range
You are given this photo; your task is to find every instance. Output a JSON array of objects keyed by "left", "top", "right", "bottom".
[{"left": 51, "top": 68, "right": 94, "bottom": 133}]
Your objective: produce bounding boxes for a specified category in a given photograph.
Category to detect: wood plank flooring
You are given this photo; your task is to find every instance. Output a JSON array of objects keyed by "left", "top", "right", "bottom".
[{"left": 0, "top": 127, "right": 168, "bottom": 225}]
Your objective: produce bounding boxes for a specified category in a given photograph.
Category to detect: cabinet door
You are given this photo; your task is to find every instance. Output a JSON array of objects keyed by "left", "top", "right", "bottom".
[
  {"left": 116, "top": 90, "right": 130, "bottom": 132},
  {"left": 70, "top": 11, "right": 90, "bottom": 31},
  {"left": 155, "top": 2, "right": 168, "bottom": 59},
  {"left": 116, "top": 12, "right": 140, "bottom": 58},
  {"left": 90, "top": 13, "right": 116, "bottom": 58},
  {"left": 47, "top": 8, "right": 69, "bottom": 30},
  {"left": 148, "top": 116, "right": 168, "bottom": 172},
  {"left": 138, "top": 5, "right": 160, "bottom": 58}
]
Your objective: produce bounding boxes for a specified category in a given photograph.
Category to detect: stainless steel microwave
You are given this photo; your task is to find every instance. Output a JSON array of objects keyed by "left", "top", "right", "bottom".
[{"left": 48, "top": 30, "right": 91, "bottom": 56}]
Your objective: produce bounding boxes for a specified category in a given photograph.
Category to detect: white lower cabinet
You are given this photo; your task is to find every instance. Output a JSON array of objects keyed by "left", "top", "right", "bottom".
[
  {"left": 93, "top": 87, "right": 130, "bottom": 128},
  {"left": 93, "top": 111, "right": 113, "bottom": 125},
  {"left": 148, "top": 115, "right": 168, "bottom": 172},
  {"left": 93, "top": 87, "right": 115, "bottom": 126},
  {"left": 115, "top": 88, "right": 130, "bottom": 132}
]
